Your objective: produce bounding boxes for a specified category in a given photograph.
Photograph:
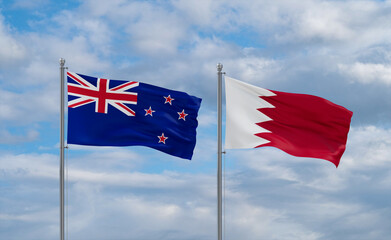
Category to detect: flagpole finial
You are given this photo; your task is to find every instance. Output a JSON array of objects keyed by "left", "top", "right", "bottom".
[
  {"left": 217, "top": 63, "right": 223, "bottom": 72},
  {"left": 59, "top": 58, "right": 65, "bottom": 66}
]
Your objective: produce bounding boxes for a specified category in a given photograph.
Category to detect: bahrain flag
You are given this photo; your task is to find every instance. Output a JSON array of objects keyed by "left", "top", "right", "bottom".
[{"left": 225, "top": 76, "right": 353, "bottom": 167}]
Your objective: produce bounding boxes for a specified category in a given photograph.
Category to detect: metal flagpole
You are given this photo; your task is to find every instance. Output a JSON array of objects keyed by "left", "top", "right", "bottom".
[
  {"left": 59, "top": 58, "right": 66, "bottom": 240},
  {"left": 217, "top": 63, "right": 223, "bottom": 240}
]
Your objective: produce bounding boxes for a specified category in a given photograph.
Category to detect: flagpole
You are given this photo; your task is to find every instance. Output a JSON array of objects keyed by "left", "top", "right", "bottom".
[
  {"left": 59, "top": 58, "right": 66, "bottom": 240},
  {"left": 217, "top": 63, "right": 223, "bottom": 240}
]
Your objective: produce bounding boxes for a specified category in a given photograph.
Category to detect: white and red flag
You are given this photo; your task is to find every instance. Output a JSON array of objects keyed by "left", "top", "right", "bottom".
[{"left": 225, "top": 76, "right": 353, "bottom": 167}]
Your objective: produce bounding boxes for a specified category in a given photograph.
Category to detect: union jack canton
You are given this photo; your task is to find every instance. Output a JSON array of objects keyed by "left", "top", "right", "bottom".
[{"left": 67, "top": 72, "right": 202, "bottom": 160}]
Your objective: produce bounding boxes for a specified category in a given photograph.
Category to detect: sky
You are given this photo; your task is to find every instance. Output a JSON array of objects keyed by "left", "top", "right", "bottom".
[{"left": 1, "top": 0, "right": 391, "bottom": 239}]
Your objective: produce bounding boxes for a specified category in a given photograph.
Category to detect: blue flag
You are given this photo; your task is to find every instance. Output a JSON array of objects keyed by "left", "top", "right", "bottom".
[{"left": 67, "top": 72, "right": 202, "bottom": 160}]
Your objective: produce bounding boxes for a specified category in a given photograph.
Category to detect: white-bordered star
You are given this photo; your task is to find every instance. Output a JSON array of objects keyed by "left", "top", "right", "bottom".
[
  {"left": 164, "top": 95, "right": 174, "bottom": 105},
  {"left": 178, "top": 109, "right": 188, "bottom": 121},
  {"left": 158, "top": 133, "right": 168, "bottom": 144},
  {"left": 144, "top": 106, "right": 155, "bottom": 116}
]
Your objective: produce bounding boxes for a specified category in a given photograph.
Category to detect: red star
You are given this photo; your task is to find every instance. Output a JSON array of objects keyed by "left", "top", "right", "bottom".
[
  {"left": 164, "top": 95, "right": 174, "bottom": 105},
  {"left": 158, "top": 133, "right": 168, "bottom": 144},
  {"left": 178, "top": 109, "right": 188, "bottom": 121},
  {"left": 144, "top": 106, "right": 155, "bottom": 116}
]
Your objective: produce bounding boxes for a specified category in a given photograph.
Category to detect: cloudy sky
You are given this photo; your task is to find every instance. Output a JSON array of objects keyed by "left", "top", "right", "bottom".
[{"left": 1, "top": 0, "right": 391, "bottom": 239}]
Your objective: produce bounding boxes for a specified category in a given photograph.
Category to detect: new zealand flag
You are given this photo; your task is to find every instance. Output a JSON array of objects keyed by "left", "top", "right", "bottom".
[{"left": 67, "top": 72, "right": 202, "bottom": 160}]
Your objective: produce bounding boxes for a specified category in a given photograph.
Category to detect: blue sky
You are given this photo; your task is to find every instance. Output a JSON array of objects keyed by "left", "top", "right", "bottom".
[{"left": 1, "top": 0, "right": 391, "bottom": 239}]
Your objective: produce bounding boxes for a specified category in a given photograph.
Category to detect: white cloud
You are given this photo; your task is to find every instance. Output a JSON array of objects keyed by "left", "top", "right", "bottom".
[
  {"left": 71, "top": 0, "right": 189, "bottom": 56},
  {"left": 69, "top": 170, "right": 189, "bottom": 188},
  {"left": 339, "top": 62, "right": 391, "bottom": 85},
  {"left": 224, "top": 198, "right": 324, "bottom": 240},
  {"left": 0, "top": 15, "right": 25, "bottom": 64},
  {"left": 0, "top": 208, "right": 56, "bottom": 223},
  {"left": 127, "top": 17, "right": 187, "bottom": 56},
  {"left": 343, "top": 126, "right": 391, "bottom": 169},
  {"left": 263, "top": 0, "right": 354, "bottom": 44},
  {"left": 0, "top": 150, "right": 207, "bottom": 189},
  {"left": 0, "top": 153, "right": 58, "bottom": 179},
  {"left": 0, "top": 209, "right": 58, "bottom": 240},
  {"left": 293, "top": 2, "right": 354, "bottom": 42},
  {"left": 223, "top": 54, "right": 281, "bottom": 84},
  {"left": 180, "top": 0, "right": 390, "bottom": 50},
  {"left": 0, "top": 88, "right": 57, "bottom": 124},
  {"left": 64, "top": 185, "right": 216, "bottom": 240},
  {"left": 172, "top": 0, "right": 237, "bottom": 30},
  {"left": 67, "top": 147, "right": 144, "bottom": 169},
  {"left": 0, "top": 129, "right": 39, "bottom": 144},
  {"left": 52, "top": 10, "right": 114, "bottom": 56},
  {"left": 24, "top": 34, "right": 110, "bottom": 78},
  {"left": 10, "top": 0, "right": 50, "bottom": 9}
]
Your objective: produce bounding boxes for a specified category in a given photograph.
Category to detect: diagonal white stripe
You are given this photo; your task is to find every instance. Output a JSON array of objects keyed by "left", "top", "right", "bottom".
[
  {"left": 68, "top": 97, "right": 96, "bottom": 108},
  {"left": 110, "top": 102, "right": 136, "bottom": 116},
  {"left": 109, "top": 81, "right": 139, "bottom": 92},
  {"left": 67, "top": 72, "right": 96, "bottom": 89}
]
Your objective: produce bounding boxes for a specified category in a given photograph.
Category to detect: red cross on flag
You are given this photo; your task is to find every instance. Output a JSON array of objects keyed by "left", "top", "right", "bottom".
[
  {"left": 225, "top": 76, "right": 353, "bottom": 167},
  {"left": 67, "top": 72, "right": 138, "bottom": 116}
]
